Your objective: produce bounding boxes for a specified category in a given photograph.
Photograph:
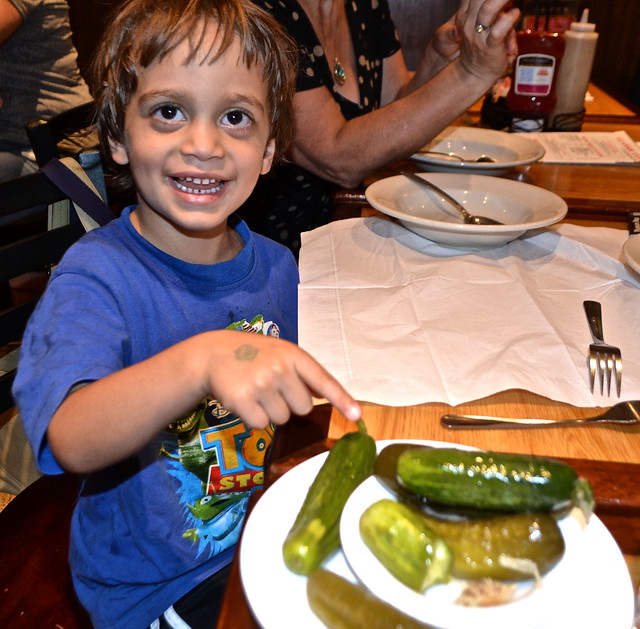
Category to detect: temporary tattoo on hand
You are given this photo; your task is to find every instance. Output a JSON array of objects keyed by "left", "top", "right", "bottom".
[{"left": 235, "top": 344, "right": 258, "bottom": 362}]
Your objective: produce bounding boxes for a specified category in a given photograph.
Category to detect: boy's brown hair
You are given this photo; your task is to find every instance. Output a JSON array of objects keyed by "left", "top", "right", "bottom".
[{"left": 90, "top": 0, "right": 297, "bottom": 194}]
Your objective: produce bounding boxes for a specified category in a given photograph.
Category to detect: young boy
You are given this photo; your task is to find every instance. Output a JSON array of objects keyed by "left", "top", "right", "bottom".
[{"left": 13, "top": 0, "right": 360, "bottom": 627}]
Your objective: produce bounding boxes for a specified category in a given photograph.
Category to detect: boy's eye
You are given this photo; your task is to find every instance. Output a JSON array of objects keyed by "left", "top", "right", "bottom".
[
  {"left": 153, "top": 105, "right": 186, "bottom": 122},
  {"left": 222, "top": 110, "right": 251, "bottom": 127}
]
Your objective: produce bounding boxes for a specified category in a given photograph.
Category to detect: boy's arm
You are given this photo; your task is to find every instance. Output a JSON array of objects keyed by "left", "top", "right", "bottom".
[{"left": 47, "top": 329, "right": 361, "bottom": 474}]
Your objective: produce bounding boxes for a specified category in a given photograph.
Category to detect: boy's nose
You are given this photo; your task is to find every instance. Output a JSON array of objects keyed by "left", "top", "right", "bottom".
[{"left": 181, "top": 121, "right": 224, "bottom": 161}]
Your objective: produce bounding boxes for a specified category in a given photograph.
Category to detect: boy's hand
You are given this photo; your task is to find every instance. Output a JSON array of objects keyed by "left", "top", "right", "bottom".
[{"left": 198, "top": 331, "right": 361, "bottom": 429}]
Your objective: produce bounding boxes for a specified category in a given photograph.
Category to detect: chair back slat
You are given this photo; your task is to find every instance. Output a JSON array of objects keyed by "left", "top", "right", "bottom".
[
  {"left": 0, "top": 172, "right": 67, "bottom": 219},
  {"left": 25, "top": 101, "right": 96, "bottom": 167},
  {"left": 0, "top": 302, "right": 37, "bottom": 348},
  {"left": 0, "top": 164, "right": 100, "bottom": 414},
  {"left": 0, "top": 222, "right": 85, "bottom": 283},
  {"left": 0, "top": 372, "right": 18, "bottom": 418}
]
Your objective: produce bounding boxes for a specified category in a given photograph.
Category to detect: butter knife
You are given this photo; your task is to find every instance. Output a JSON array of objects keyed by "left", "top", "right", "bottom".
[{"left": 441, "top": 401, "right": 640, "bottom": 428}]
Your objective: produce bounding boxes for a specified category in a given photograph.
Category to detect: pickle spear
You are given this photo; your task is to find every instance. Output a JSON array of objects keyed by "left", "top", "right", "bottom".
[
  {"left": 359, "top": 499, "right": 452, "bottom": 592},
  {"left": 419, "top": 510, "right": 565, "bottom": 581},
  {"left": 283, "top": 421, "right": 376, "bottom": 575},
  {"left": 307, "top": 568, "right": 436, "bottom": 629}
]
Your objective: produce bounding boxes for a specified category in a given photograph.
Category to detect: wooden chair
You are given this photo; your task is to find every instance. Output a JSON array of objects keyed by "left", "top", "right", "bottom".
[
  {"left": 0, "top": 162, "right": 112, "bottom": 627},
  {"left": 0, "top": 473, "right": 92, "bottom": 628},
  {"left": 0, "top": 171, "right": 87, "bottom": 414},
  {"left": 25, "top": 101, "right": 97, "bottom": 168},
  {"left": 25, "top": 101, "right": 108, "bottom": 204}
]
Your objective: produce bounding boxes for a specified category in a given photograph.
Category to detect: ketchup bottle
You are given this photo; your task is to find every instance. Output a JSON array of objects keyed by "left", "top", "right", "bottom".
[{"left": 506, "top": 29, "right": 565, "bottom": 132}]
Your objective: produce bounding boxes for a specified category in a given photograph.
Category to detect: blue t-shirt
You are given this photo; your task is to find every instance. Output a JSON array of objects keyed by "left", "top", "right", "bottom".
[{"left": 13, "top": 208, "right": 299, "bottom": 629}]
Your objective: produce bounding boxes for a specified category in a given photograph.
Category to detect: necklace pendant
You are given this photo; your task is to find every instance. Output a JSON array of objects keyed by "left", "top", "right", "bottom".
[{"left": 333, "top": 56, "right": 346, "bottom": 86}]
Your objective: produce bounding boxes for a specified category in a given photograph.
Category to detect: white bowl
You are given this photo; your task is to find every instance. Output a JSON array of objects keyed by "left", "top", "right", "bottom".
[
  {"left": 365, "top": 173, "right": 568, "bottom": 250},
  {"left": 412, "top": 126, "right": 545, "bottom": 176},
  {"left": 623, "top": 235, "right": 640, "bottom": 275}
]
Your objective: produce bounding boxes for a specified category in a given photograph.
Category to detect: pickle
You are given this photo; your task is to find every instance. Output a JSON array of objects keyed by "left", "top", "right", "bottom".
[
  {"left": 282, "top": 420, "right": 376, "bottom": 575},
  {"left": 307, "top": 568, "right": 435, "bottom": 629},
  {"left": 420, "top": 511, "right": 565, "bottom": 580},
  {"left": 359, "top": 499, "right": 452, "bottom": 592},
  {"left": 397, "top": 447, "right": 594, "bottom": 517}
]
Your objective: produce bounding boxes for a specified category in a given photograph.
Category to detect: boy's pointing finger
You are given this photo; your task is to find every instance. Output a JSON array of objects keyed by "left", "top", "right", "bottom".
[{"left": 298, "top": 356, "right": 361, "bottom": 422}]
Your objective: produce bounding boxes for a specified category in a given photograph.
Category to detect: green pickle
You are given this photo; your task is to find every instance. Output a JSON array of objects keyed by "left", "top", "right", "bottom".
[
  {"left": 420, "top": 511, "right": 566, "bottom": 580},
  {"left": 307, "top": 568, "right": 435, "bottom": 629},
  {"left": 397, "top": 447, "right": 594, "bottom": 517},
  {"left": 282, "top": 420, "right": 376, "bottom": 575},
  {"left": 359, "top": 499, "right": 452, "bottom": 592}
]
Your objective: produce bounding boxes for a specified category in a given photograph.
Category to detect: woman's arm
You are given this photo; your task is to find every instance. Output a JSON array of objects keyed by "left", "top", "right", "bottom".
[
  {"left": 289, "top": 0, "right": 520, "bottom": 188},
  {"left": 0, "top": 0, "right": 23, "bottom": 46}
]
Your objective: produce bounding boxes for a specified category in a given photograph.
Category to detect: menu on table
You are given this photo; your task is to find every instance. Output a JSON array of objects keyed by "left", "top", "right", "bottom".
[{"left": 527, "top": 130, "right": 640, "bottom": 164}]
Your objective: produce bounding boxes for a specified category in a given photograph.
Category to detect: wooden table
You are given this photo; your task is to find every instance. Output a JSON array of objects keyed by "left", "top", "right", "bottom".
[
  {"left": 345, "top": 84, "right": 640, "bottom": 223},
  {"left": 500, "top": 123, "right": 640, "bottom": 219},
  {"left": 217, "top": 402, "right": 640, "bottom": 629},
  {"left": 340, "top": 140, "right": 640, "bottom": 228},
  {"left": 218, "top": 211, "right": 640, "bottom": 629},
  {"left": 467, "top": 83, "right": 640, "bottom": 121},
  {"left": 217, "top": 91, "right": 640, "bottom": 628},
  {"left": 465, "top": 85, "right": 640, "bottom": 220}
]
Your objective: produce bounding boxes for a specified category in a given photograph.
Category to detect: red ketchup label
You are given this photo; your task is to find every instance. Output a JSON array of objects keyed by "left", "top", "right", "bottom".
[{"left": 513, "top": 54, "right": 557, "bottom": 97}]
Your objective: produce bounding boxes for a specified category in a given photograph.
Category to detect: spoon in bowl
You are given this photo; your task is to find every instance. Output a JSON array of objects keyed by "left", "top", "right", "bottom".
[
  {"left": 401, "top": 171, "right": 504, "bottom": 226},
  {"left": 417, "top": 150, "right": 495, "bottom": 163}
]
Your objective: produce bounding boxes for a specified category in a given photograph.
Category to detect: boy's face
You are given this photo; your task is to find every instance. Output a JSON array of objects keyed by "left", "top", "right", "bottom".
[{"left": 110, "top": 28, "right": 275, "bottom": 261}]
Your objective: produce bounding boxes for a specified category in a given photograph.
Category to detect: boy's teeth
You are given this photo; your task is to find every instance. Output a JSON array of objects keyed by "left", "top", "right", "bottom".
[{"left": 174, "top": 177, "right": 223, "bottom": 194}]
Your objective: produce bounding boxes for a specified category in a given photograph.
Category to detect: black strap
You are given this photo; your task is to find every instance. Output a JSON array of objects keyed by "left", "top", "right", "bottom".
[{"left": 41, "top": 158, "right": 114, "bottom": 227}]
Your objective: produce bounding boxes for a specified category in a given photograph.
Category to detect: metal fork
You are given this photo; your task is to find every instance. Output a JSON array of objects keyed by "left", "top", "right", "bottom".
[{"left": 583, "top": 300, "right": 622, "bottom": 397}]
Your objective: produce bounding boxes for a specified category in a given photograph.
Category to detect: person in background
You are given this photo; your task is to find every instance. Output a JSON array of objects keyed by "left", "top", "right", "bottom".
[
  {"left": 0, "top": 0, "right": 94, "bottom": 180},
  {"left": 239, "top": 0, "right": 520, "bottom": 255},
  {"left": 13, "top": 0, "right": 360, "bottom": 627}
]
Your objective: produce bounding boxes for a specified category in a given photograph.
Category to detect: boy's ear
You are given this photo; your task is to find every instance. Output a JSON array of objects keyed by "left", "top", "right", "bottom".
[
  {"left": 109, "top": 137, "right": 130, "bottom": 166},
  {"left": 260, "top": 138, "right": 276, "bottom": 175}
]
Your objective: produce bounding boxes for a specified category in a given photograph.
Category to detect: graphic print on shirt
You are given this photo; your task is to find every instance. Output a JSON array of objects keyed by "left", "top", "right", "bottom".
[{"left": 159, "top": 315, "right": 280, "bottom": 558}]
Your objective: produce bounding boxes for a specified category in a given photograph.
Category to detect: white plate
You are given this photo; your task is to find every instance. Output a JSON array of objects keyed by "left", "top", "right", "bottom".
[
  {"left": 623, "top": 235, "right": 640, "bottom": 275},
  {"left": 239, "top": 440, "right": 634, "bottom": 629},
  {"left": 365, "top": 173, "right": 567, "bottom": 249},
  {"left": 412, "top": 126, "right": 545, "bottom": 175},
  {"left": 341, "top": 471, "right": 633, "bottom": 629}
]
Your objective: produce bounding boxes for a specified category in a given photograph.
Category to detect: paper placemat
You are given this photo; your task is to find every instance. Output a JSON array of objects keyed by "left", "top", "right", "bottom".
[{"left": 298, "top": 218, "right": 640, "bottom": 407}]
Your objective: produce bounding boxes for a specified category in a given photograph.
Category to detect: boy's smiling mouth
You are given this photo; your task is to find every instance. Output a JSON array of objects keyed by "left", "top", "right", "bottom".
[{"left": 173, "top": 176, "right": 224, "bottom": 195}]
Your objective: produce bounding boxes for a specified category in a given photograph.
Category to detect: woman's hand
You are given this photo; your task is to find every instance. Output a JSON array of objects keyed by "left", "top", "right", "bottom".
[
  {"left": 454, "top": 0, "right": 521, "bottom": 82},
  {"left": 431, "top": 16, "right": 461, "bottom": 63}
]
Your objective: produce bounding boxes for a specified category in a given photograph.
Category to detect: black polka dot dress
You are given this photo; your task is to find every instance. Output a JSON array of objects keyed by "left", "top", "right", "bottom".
[{"left": 239, "top": 0, "right": 401, "bottom": 256}]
